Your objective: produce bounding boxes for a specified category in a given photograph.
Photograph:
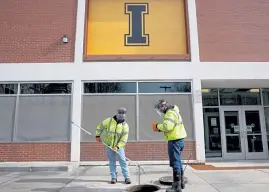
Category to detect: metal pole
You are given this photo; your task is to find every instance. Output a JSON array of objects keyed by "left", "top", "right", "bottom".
[
  {"left": 183, "top": 153, "right": 193, "bottom": 173},
  {"left": 71, "top": 121, "right": 146, "bottom": 176},
  {"left": 138, "top": 165, "right": 141, "bottom": 185}
]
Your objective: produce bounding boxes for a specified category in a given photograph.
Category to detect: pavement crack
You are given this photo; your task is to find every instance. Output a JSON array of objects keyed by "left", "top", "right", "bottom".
[
  {"left": 0, "top": 173, "right": 22, "bottom": 187},
  {"left": 193, "top": 172, "right": 220, "bottom": 192},
  {"left": 57, "top": 167, "right": 90, "bottom": 191},
  {"left": 57, "top": 175, "right": 79, "bottom": 192}
]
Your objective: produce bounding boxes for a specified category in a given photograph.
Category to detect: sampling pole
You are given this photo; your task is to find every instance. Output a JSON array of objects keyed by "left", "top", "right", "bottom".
[{"left": 71, "top": 121, "right": 146, "bottom": 184}]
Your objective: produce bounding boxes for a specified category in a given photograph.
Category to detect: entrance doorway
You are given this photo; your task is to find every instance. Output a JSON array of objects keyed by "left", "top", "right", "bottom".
[{"left": 220, "top": 107, "right": 268, "bottom": 160}]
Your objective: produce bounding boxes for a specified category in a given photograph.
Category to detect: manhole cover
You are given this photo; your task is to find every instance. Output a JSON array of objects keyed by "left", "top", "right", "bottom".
[
  {"left": 159, "top": 176, "right": 188, "bottom": 185},
  {"left": 126, "top": 184, "right": 160, "bottom": 192}
]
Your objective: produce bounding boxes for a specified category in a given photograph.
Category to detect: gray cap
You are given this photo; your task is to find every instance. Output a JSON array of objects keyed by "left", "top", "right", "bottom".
[{"left": 117, "top": 107, "right": 127, "bottom": 114}]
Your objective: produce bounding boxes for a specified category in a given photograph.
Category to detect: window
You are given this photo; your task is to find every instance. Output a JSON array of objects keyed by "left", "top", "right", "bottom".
[
  {"left": 84, "top": 82, "right": 136, "bottom": 93},
  {"left": 20, "top": 83, "right": 72, "bottom": 94},
  {"left": 138, "top": 82, "right": 191, "bottom": 93},
  {"left": 139, "top": 94, "right": 194, "bottom": 141},
  {"left": 0, "top": 84, "right": 18, "bottom": 94},
  {"left": 203, "top": 108, "right": 222, "bottom": 158},
  {"left": 202, "top": 88, "right": 218, "bottom": 106},
  {"left": 219, "top": 88, "right": 261, "bottom": 105}
]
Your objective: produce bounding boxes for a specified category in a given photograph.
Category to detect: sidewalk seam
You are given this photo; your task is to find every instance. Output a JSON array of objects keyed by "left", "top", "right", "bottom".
[
  {"left": 0, "top": 173, "right": 21, "bottom": 187},
  {"left": 193, "top": 172, "right": 220, "bottom": 192}
]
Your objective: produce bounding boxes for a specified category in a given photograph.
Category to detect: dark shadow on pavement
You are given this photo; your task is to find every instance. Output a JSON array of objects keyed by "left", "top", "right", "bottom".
[
  {"left": 132, "top": 170, "right": 170, "bottom": 175},
  {"left": 16, "top": 178, "right": 111, "bottom": 184},
  {"left": 151, "top": 180, "right": 169, "bottom": 190},
  {"left": 32, "top": 186, "right": 124, "bottom": 192}
]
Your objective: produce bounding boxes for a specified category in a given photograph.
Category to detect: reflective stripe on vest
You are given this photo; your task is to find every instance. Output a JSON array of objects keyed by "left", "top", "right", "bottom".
[
  {"left": 163, "top": 110, "right": 182, "bottom": 128},
  {"left": 106, "top": 118, "right": 126, "bottom": 138}
]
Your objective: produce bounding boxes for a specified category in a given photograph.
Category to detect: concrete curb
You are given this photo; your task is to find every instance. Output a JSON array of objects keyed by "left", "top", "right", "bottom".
[
  {"left": 0, "top": 160, "right": 203, "bottom": 172},
  {"left": 0, "top": 162, "right": 79, "bottom": 172},
  {"left": 80, "top": 160, "right": 204, "bottom": 166}
]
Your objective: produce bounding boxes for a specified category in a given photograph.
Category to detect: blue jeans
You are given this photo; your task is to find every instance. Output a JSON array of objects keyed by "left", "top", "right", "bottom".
[
  {"left": 168, "top": 139, "right": 185, "bottom": 173},
  {"left": 106, "top": 146, "right": 130, "bottom": 179}
]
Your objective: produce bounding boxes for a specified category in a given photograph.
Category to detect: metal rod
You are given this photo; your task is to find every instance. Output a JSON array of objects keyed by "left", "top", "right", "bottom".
[
  {"left": 183, "top": 153, "right": 193, "bottom": 173},
  {"left": 71, "top": 121, "right": 146, "bottom": 175},
  {"left": 138, "top": 165, "right": 141, "bottom": 185}
]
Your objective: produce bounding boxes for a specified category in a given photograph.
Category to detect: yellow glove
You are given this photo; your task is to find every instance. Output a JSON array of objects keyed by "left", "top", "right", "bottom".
[{"left": 113, "top": 146, "right": 118, "bottom": 151}]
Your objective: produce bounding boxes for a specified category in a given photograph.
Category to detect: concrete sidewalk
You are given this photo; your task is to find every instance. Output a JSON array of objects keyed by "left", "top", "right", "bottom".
[{"left": 0, "top": 165, "right": 269, "bottom": 191}]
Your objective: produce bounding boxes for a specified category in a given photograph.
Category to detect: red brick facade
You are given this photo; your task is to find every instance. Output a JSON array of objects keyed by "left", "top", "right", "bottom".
[
  {"left": 81, "top": 141, "right": 196, "bottom": 161},
  {"left": 0, "top": 0, "right": 77, "bottom": 63},
  {"left": 196, "top": 0, "right": 269, "bottom": 62},
  {"left": 0, "top": 143, "right": 70, "bottom": 162},
  {"left": 0, "top": 142, "right": 195, "bottom": 162}
]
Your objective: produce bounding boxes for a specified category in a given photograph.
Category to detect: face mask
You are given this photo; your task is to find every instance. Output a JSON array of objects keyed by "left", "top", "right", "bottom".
[
  {"left": 116, "top": 113, "right": 126, "bottom": 121},
  {"left": 154, "top": 108, "right": 162, "bottom": 117}
]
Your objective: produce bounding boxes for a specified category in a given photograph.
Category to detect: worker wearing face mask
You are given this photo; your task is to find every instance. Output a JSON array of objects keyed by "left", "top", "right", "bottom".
[
  {"left": 152, "top": 99, "right": 187, "bottom": 192},
  {"left": 95, "top": 108, "right": 131, "bottom": 185}
]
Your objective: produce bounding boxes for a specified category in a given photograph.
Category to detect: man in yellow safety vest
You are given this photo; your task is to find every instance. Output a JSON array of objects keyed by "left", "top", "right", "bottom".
[
  {"left": 95, "top": 108, "right": 131, "bottom": 185},
  {"left": 152, "top": 99, "right": 187, "bottom": 192}
]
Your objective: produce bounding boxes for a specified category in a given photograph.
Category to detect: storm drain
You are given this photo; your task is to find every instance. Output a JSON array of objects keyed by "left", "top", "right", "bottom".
[{"left": 126, "top": 184, "right": 160, "bottom": 192}]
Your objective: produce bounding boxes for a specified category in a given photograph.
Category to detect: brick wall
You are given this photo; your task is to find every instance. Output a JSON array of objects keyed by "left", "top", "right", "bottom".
[
  {"left": 0, "top": 0, "right": 77, "bottom": 63},
  {"left": 81, "top": 141, "right": 196, "bottom": 161},
  {"left": 0, "top": 143, "right": 70, "bottom": 162},
  {"left": 0, "top": 142, "right": 195, "bottom": 162},
  {"left": 196, "top": 0, "right": 269, "bottom": 62}
]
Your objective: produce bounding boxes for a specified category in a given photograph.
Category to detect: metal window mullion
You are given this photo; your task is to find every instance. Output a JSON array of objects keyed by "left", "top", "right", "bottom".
[
  {"left": 261, "top": 88, "right": 264, "bottom": 106},
  {"left": 12, "top": 83, "right": 20, "bottom": 142},
  {"left": 136, "top": 82, "right": 139, "bottom": 141},
  {"left": 217, "top": 88, "right": 221, "bottom": 106}
]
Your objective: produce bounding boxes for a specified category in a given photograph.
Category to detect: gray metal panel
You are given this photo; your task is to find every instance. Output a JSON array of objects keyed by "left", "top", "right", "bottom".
[
  {"left": 139, "top": 95, "right": 194, "bottom": 141},
  {"left": 0, "top": 97, "right": 16, "bottom": 141},
  {"left": 82, "top": 95, "right": 136, "bottom": 141},
  {"left": 16, "top": 96, "right": 71, "bottom": 141}
]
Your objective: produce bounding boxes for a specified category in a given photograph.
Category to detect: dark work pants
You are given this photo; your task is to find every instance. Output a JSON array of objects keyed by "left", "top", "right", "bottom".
[{"left": 168, "top": 138, "right": 185, "bottom": 173}]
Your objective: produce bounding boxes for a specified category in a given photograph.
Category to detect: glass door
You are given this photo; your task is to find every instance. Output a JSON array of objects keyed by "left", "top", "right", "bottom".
[
  {"left": 242, "top": 107, "right": 268, "bottom": 160},
  {"left": 220, "top": 108, "right": 245, "bottom": 159},
  {"left": 220, "top": 107, "right": 268, "bottom": 160}
]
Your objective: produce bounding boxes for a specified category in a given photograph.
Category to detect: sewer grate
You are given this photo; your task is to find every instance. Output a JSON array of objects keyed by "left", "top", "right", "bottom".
[
  {"left": 125, "top": 184, "right": 160, "bottom": 192},
  {"left": 159, "top": 176, "right": 188, "bottom": 186}
]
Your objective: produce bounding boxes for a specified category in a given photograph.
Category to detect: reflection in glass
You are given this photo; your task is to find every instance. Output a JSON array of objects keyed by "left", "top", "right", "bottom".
[
  {"left": 244, "top": 110, "right": 264, "bottom": 153},
  {"left": 226, "top": 136, "right": 241, "bottom": 153},
  {"left": 20, "top": 83, "right": 72, "bottom": 94},
  {"left": 203, "top": 108, "right": 222, "bottom": 157},
  {"left": 244, "top": 111, "right": 261, "bottom": 134},
  {"left": 138, "top": 82, "right": 191, "bottom": 93},
  {"left": 247, "top": 135, "right": 263, "bottom": 152},
  {"left": 219, "top": 88, "right": 261, "bottom": 105},
  {"left": 224, "top": 111, "right": 242, "bottom": 153},
  {"left": 0, "top": 84, "right": 18, "bottom": 94},
  {"left": 202, "top": 88, "right": 218, "bottom": 106},
  {"left": 84, "top": 82, "right": 136, "bottom": 93},
  {"left": 264, "top": 107, "right": 269, "bottom": 152}
]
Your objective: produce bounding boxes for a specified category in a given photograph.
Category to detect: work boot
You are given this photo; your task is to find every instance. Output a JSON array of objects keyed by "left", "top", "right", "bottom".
[
  {"left": 166, "top": 182, "right": 182, "bottom": 192},
  {"left": 111, "top": 178, "right": 117, "bottom": 184},
  {"left": 125, "top": 178, "right": 131, "bottom": 184},
  {"left": 181, "top": 171, "right": 185, "bottom": 189},
  {"left": 166, "top": 170, "right": 182, "bottom": 192}
]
